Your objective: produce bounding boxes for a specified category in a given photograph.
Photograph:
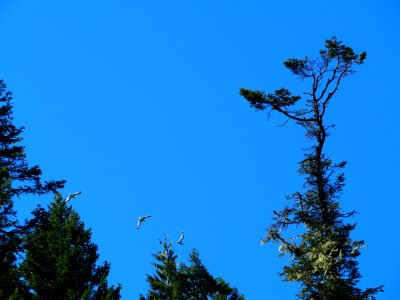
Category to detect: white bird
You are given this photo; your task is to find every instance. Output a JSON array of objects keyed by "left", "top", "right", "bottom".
[
  {"left": 177, "top": 231, "right": 184, "bottom": 245},
  {"left": 137, "top": 215, "right": 151, "bottom": 229},
  {"left": 64, "top": 192, "right": 82, "bottom": 203}
]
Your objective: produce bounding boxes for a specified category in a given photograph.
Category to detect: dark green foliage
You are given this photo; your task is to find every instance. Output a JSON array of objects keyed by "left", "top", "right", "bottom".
[
  {"left": 240, "top": 37, "right": 382, "bottom": 299},
  {"left": 0, "top": 176, "right": 30, "bottom": 299},
  {"left": 240, "top": 88, "right": 301, "bottom": 111},
  {"left": 20, "top": 195, "right": 121, "bottom": 300},
  {"left": 140, "top": 239, "right": 244, "bottom": 300},
  {"left": 0, "top": 176, "right": 17, "bottom": 297},
  {"left": 0, "top": 80, "right": 65, "bottom": 298}
]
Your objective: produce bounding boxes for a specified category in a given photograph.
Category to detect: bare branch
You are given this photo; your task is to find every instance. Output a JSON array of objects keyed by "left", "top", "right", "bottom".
[{"left": 321, "top": 62, "right": 352, "bottom": 117}]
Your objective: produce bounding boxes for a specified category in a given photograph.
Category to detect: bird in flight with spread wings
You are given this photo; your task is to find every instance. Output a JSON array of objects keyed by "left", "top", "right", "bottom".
[
  {"left": 64, "top": 192, "right": 82, "bottom": 203},
  {"left": 137, "top": 215, "right": 151, "bottom": 229},
  {"left": 177, "top": 231, "right": 184, "bottom": 245}
]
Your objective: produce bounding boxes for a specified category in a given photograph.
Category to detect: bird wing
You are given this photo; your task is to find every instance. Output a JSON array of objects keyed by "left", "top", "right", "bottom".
[
  {"left": 136, "top": 219, "right": 142, "bottom": 229},
  {"left": 71, "top": 191, "right": 81, "bottom": 198},
  {"left": 178, "top": 232, "right": 184, "bottom": 242},
  {"left": 137, "top": 216, "right": 151, "bottom": 229}
]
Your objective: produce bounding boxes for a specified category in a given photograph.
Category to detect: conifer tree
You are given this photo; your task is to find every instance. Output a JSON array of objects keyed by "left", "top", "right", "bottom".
[
  {"left": 140, "top": 239, "right": 243, "bottom": 300},
  {"left": 240, "top": 37, "right": 383, "bottom": 299},
  {"left": 0, "top": 80, "right": 65, "bottom": 197},
  {"left": 0, "top": 80, "right": 65, "bottom": 298},
  {"left": 20, "top": 195, "right": 121, "bottom": 299}
]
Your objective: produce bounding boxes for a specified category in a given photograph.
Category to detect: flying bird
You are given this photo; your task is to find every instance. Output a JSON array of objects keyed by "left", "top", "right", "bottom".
[
  {"left": 64, "top": 192, "right": 82, "bottom": 203},
  {"left": 177, "top": 231, "right": 184, "bottom": 245},
  {"left": 137, "top": 215, "right": 151, "bottom": 229}
]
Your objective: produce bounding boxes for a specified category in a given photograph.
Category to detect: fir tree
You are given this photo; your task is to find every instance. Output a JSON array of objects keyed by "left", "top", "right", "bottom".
[
  {"left": 140, "top": 239, "right": 243, "bottom": 300},
  {"left": 20, "top": 195, "right": 121, "bottom": 299},
  {"left": 240, "top": 37, "right": 383, "bottom": 299},
  {"left": 0, "top": 80, "right": 65, "bottom": 298}
]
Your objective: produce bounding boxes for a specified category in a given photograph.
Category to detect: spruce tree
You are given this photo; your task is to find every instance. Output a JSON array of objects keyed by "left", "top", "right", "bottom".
[
  {"left": 240, "top": 37, "right": 383, "bottom": 299},
  {"left": 20, "top": 195, "right": 121, "bottom": 299},
  {"left": 140, "top": 239, "right": 243, "bottom": 300},
  {"left": 0, "top": 80, "right": 65, "bottom": 298}
]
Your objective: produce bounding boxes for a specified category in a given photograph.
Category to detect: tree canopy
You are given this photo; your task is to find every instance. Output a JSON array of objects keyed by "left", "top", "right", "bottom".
[
  {"left": 140, "top": 239, "right": 244, "bottom": 300},
  {"left": 21, "top": 195, "right": 121, "bottom": 299},
  {"left": 0, "top": 80, "right": 119, "bottom": 299}
]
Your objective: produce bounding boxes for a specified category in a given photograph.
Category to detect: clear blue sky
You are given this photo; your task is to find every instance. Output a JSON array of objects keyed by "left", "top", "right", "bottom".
[{"left": 1, "top": 1, "right": 399, "bottom": 298}]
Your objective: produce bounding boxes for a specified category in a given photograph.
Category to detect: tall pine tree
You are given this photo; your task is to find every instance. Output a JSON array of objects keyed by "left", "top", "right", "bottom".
[
  {"left": 20, "top": 195, "right": 121, "bottom": 299},
  {"left": 240, "top": 37, "right": 383, "bottom": 299}
]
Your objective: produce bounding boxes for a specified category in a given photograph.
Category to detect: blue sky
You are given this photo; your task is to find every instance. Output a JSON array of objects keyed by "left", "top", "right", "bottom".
[{"left": 1, "top": 0, "right": 399, "bottom": 298}]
